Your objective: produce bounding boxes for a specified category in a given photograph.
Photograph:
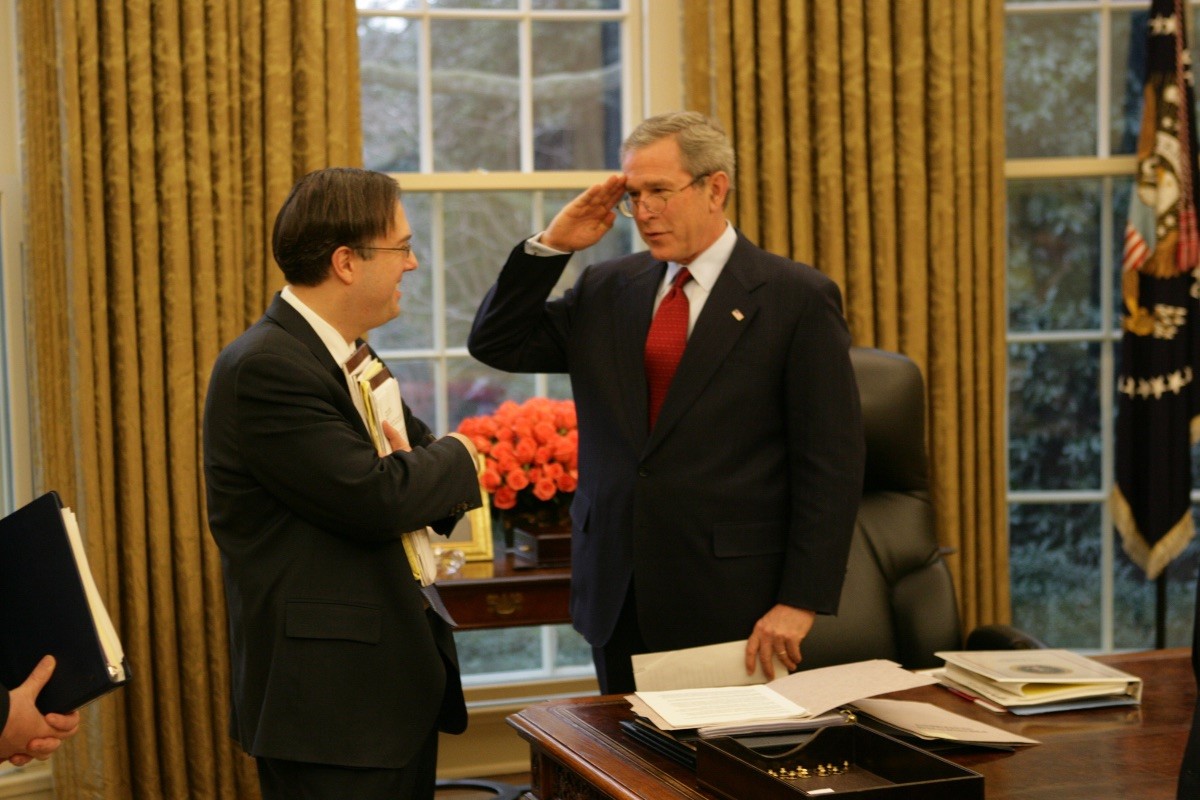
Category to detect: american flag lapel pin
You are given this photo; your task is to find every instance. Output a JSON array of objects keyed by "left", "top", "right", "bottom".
[{"left": 731, "top": 309, "right": 745, "bottom": 321}]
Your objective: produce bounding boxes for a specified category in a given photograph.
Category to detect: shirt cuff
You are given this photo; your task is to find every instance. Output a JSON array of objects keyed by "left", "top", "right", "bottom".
[{"left": 524, "top": 233, "right": 571, "bottom": 257}]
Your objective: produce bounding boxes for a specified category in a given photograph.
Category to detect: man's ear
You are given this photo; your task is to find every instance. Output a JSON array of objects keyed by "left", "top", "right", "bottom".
[
  {"left": 707, "top": 171, "right": 731, "bottom": 211},
  {"left": 330, "top": 244, "right": 357, "bottom": 285}
]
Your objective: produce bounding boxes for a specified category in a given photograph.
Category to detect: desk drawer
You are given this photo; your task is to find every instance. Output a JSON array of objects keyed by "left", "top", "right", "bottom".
[{"left": 442, "top": 580, "right": 571, "bottom": 629}]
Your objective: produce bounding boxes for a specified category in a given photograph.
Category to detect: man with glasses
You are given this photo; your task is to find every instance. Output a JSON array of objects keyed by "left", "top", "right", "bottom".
[
  {"left": 204, "top": 167, "right": 481, "bottom": 799},
  {"left": 470, "top": 112, "right": 865, "bottom": 693}
]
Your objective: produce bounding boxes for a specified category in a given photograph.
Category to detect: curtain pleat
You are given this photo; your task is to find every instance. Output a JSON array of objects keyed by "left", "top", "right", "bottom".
[
  {"left": 19, "top": 1, "right": 363, "bottom": 797},
  {"left": 683, "top": 0, "right": 1009, "bottom": 633}
]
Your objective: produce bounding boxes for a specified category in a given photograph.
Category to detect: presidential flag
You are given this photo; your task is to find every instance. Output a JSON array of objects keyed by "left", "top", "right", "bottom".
[{"left": 1112, "top": 0, "right": 1200, "bottom": 580}]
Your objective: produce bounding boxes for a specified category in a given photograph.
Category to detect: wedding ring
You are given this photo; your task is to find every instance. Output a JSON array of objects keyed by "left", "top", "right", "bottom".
[{"left": 776, "top": 650, "right": 787, "bottom": 656}]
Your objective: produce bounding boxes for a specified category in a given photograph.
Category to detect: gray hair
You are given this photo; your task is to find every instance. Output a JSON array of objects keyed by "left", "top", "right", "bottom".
[{"left": 620, "top": 111, "right": 736, "bottom": 187}]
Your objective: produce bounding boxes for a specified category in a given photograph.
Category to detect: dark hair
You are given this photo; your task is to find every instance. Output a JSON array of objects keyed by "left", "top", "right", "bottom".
[{"left": 271, "top": 167, "right": 401, "bottom": 286}]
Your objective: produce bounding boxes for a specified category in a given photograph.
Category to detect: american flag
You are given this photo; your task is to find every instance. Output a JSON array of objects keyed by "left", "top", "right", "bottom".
[{"left": 1112, "top": 0, "right": 1200, "bottom": 580}]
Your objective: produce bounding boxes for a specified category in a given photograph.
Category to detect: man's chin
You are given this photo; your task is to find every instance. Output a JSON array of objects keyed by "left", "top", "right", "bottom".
[{"left": 642, "top": 240, "right": 675, "bottom": 262}]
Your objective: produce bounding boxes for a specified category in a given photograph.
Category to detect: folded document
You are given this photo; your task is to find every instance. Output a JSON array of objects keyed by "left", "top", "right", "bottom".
[{"left": 629, "top": 657, "right": 936, "bottom": 732}]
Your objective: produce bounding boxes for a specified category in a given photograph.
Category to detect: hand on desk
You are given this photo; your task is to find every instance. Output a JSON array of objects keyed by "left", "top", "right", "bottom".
[{"left": 745, "top": 605, "right": 816, "bottom": 680}]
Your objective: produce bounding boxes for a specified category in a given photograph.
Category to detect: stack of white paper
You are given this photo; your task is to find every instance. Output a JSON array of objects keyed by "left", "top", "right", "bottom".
[{"left": 342, "top": 344, "right": 438, "bottom": 586}]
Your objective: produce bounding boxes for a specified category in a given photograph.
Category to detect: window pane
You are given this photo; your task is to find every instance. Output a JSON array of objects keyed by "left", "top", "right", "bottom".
[
  {"left": 1009, "top": 502, "right": 1102, "bottom": 648},
  {"left": 1113, "top": 529, "right": 1199, "bottom": 650},
  {"left": 372, "top": 193, "right": 434, "bottom": 350},
  {"left": 553, "top": 624, "right": 592, "bottom": 668},
  {"left": 533, "top": 0, "right": 621, "bottom": 9},
  {"left": 435, "top": 0, "right": 518, "bottom": 8},
  {"left": 384, "top": 359, "right": 436, "bottom": 423},
  {"left": 358, "top": 0, "right": 420, "bottom": 10},
  {"left": 455, "top": 628, "right": 542, "bottom": 675},
  {"left": 1008, "top": 341, "right": 1102, "bottom": 491},
  {"left": 1110, "top": 9, "right": 1147, "bottom": 156},
  {"left": 448, "top": 357, "right": 539, "bottom": 429},
  {"left": 1007, "top": 179, "right": 1103, "bottom": 333},
  {"left": 1005, "top": 12, "right": 1098, "bottom": 158},
  {"left": 532, "top": 20, "right": 622, "bottom": 169},
  {"left": 360, "top": 17, "right": 421, "bottom": 172},
  {"left": 432, "top": 20, "right": 520, "bottom": 171},
  {"left": 443, "top": 192, "right": 532, "bottom": 348}
]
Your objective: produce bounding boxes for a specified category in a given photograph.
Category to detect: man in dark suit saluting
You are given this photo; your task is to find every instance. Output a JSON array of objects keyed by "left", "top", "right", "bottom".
[
  {"left": 204, "top": 168, "right": 482, "bottom": 799},
  {"left": 469, "top": 111, "right": 865, "bottom": 694}
]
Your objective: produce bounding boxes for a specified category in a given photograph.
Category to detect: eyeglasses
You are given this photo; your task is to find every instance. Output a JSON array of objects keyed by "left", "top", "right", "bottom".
[
  {"left": 356, "top": 242, "right": 415, "bottom": 258},
  {"left": 618, "top": 173, "right": 710, "bottom": 218}
]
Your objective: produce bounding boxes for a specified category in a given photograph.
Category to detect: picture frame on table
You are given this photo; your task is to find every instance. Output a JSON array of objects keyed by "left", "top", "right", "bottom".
[{"left": 428, "top": 480, "right": 494, "bottom": 563}]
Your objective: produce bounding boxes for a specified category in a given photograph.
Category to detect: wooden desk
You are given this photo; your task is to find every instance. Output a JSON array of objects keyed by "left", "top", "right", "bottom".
[
  {"left": 507, "top": 649, "right": 1195, "bottom": 799},
  {"left": 437, "top": 550, "right": 571, "bottom": 630}
]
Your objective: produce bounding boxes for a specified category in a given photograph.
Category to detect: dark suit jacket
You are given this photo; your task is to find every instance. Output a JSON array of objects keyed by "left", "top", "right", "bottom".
[
  {"left": 203, "top": 294, "right": 481, "bottom": 769},
  {"left": 468, "top": 233, "right": 865, "bottom": 650}
]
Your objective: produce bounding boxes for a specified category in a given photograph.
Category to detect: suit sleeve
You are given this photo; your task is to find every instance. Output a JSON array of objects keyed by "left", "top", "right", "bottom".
[
  {"left": 0, "top": 684, "right": 9, "bottom": 734},
  {"left": 231, "top": 348, "right": 480, "bottom": 543},
  {"left": 468, "top": 241, "right": 576, "bottom": 373},
  {"left": 777, "top": 277, "right": 865, "bottom": 615}
]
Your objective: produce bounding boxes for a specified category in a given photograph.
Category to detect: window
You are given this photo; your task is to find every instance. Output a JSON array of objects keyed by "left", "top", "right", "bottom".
[
  {"left": 356, "top": 0, "right": 658, "bottom": 683},
  {"left": 1005, "top": 0, "right": 1199, "bottom": 650},
  {"left": 0, "top": 0, "right": 27, "bottom": 513}
]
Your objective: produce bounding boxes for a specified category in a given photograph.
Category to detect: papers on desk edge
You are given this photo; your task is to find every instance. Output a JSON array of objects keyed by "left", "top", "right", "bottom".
[
  {"left": 0, "top": 491, "right": 129, "bottom": 713},
  {"left": 624, "top": 652, "right": 1036, "bottom": 753},
  {"left": 629, "top": 655, "right": 937, "bottom": 733},
  {"left": 934, "top": 649, "right": 1143, "bottom": 712},
  {"left": 342, "top": 344, "right": 438, "bottom": 586}
]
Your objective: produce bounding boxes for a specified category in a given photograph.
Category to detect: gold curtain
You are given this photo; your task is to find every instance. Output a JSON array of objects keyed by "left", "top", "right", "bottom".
[
  {"left": 19, "top": 1, "right": 362, "bottom": 797},
  {"left": 684, "top": 0, "right": 1008, "bottom": 632}
]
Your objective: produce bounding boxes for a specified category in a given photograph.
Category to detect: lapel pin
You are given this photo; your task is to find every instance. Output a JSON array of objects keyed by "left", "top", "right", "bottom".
[{"left": 732, "top": 309, "right": 745, "bottom": 321}]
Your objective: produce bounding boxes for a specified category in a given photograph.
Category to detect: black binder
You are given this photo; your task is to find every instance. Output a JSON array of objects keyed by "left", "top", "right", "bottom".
[{"left": 0, "top": 491, "right": 130, "bottom": 713}]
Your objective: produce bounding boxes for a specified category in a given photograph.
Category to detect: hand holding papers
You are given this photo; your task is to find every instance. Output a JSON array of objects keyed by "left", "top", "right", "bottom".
[
  {"left": 629, "top": 650, "right": 936, "bottom": 733},
  {"left": 624, "top": 641, "right": 1043, "bottom": 757},
  {"left": 633, "top": 640, "right": 788, "bottom": 691},
  {"left": 342, "top": 344, "right": 438, "bottom": 586},
  {"left": 0, "top": 492, "right": 129, "bottom": 713}
]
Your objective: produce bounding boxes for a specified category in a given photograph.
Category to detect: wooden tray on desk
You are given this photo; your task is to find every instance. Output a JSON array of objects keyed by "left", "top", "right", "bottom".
[{"left": 507, "top": 650, "right": 1195, "bottom": 800}]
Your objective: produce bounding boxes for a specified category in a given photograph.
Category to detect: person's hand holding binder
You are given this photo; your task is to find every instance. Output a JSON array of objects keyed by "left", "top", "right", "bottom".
[{"left": 1, "top": 656, "right": 80, "bottom": 766}]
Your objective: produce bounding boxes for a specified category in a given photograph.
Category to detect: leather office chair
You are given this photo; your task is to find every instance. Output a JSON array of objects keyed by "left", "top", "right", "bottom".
[
  {"left": 433, "top": 777, "right": 528, "bottom": 799},
  {"left": 799, "top": 347, "right": 1042, "bottom": 671}
]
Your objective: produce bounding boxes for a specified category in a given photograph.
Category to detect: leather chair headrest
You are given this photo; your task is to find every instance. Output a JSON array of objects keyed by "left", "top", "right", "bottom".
[{"left": 850, "top": 347, "right": 928, "bottom": 493}]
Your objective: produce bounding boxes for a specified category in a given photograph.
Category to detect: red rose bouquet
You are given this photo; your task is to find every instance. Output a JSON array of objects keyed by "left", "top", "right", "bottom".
[{"left": 457, "top": 398, "right": 578, "bottom": 529}]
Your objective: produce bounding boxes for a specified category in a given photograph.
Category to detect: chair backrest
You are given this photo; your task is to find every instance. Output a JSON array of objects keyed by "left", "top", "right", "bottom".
[{"left": 798, "top": 347, "right": 962, "bottom": 671}]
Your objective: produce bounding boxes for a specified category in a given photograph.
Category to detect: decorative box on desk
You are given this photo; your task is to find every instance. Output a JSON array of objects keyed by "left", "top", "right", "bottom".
[
  {"left": 511, "top": 524, "right": 571, "bottom": 568},
  {"left": 696, "top": 725, "right": 983, "bottom": 800}
]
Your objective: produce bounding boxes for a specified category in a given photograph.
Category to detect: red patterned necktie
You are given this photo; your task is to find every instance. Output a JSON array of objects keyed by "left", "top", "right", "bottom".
[{"left": 645, "top": 267, "right": 692, "bottom": 428}]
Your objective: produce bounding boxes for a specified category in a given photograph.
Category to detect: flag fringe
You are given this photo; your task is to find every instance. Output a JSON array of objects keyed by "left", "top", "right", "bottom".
[{"left": 1111, "top": 485, "right": 1194, "bottom": 580}]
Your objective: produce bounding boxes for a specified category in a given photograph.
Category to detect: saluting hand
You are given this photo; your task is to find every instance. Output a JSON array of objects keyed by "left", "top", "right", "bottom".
[{"left": 541, "top": 174, "right": 627, "bottom": 253}]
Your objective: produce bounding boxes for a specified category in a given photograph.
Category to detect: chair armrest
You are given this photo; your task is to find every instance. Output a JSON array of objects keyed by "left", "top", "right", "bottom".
[{"left": 965, "top": 623, "right": 1049, "bottom": 651}]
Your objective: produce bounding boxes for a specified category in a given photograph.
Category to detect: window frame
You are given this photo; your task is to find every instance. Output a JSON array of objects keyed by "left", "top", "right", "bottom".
[{"left": 355, "top": 0, "right": 682, "bottom": 684}]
